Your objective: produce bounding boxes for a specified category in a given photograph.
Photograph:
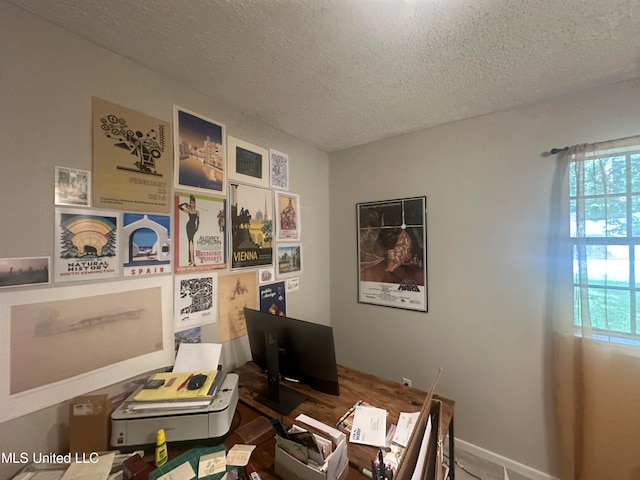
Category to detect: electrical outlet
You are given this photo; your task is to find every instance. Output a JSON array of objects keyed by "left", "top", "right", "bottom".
[{"left": 402, "top": 377, "right": 412, "bottom": 387}]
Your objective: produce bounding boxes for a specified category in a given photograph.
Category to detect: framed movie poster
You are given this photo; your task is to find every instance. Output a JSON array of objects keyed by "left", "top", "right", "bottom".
[
  {"left": 275, "top": 191, "right": 301, "bottom": 242},
  {"left": 92, "top": 97, "right": 172, "bottom": 213},
  {"left": 174, "top": 192, "right": 227, "bottom": 272},
  {"left": 174, "top": 106, "right": 226, "bottom": 196},
  {"left": 228, "top": 181, "right": 274, "bottom": 269},
  {"left": 356, "top": 196, "right": 427, "bottom": 312},
  {"left": 228, "top": 136, "right": 269, "bottom": 187}
]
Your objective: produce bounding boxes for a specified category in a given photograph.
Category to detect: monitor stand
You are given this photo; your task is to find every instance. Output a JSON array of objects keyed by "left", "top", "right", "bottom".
[{"left": 255, "top": 332, "right": 306, "bottom": 415}]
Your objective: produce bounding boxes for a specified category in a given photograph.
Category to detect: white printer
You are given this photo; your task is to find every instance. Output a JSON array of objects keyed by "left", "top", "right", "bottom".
[{"left": 111, "top": 371, "right": 238, "bottom": 447}]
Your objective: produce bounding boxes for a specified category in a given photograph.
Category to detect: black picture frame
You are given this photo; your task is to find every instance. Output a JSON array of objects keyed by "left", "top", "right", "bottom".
[{"left": 356, "top": 196, "right": 428, "bottom": 312}]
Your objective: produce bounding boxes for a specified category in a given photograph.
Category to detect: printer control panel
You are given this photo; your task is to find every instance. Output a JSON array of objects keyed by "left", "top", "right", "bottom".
[{"left": 210, "top": 372, "right": 238, "bottom": 412}]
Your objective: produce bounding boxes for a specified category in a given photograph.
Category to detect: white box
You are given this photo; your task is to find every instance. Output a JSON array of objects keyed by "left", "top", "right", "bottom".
[{"left": 275, "top": 414, "right": 349, "bottom": 480}]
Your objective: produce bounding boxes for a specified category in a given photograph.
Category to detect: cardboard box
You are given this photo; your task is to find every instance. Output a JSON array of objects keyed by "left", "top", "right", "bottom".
[
  {"left": 68, "top": 394, "right": 114, "bottom": 454},
  {"left": 275, "top": 414, "right": 348, "bottom": 480}
]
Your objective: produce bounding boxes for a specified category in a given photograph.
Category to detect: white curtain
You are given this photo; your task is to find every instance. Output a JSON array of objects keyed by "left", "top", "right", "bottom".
[{"left": 551, "top": 141, "right": 640, "bottom": 479}]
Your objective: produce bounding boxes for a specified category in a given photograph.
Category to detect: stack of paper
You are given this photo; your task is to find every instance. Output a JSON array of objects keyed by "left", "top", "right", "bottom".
[
  {"left": 348, "top": 406, "right": 388, "bottom": 447},
  {"left": 129, "top": 343, "right": 223, "bottom": 409}
]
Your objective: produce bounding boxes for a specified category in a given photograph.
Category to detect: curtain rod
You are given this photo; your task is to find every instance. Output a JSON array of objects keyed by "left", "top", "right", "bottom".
[
  {"left": 548, "top": 147, "right": 568, "bottom": 155},
  {"left": 545, "top": 134, "right": 640, "bottom": 156}
]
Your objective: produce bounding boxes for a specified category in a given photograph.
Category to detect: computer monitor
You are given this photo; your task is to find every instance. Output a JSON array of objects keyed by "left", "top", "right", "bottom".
[{"left": 243, "top": 308, "right": 340, "bottom": 414}]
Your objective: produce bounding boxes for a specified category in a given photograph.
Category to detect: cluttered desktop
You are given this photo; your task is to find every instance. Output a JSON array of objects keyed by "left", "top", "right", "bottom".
[{"left": 11, "top": 310, "right": 453, "bottom": 480}]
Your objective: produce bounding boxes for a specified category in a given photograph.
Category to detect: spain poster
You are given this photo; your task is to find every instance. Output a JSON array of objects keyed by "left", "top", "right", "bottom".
[{"left": 122, "top": 213, "right": 171, "bottom": 276}]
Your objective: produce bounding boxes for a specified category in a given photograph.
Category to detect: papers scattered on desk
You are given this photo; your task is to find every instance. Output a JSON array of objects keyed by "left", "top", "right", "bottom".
[
  {"left": 335, "top": 400, "right": 370, "bottom": 434},
  {"left": 349, "top": 406, "right": 387, "bottom": 447},
  {"left": 226, "top": 445, "right": 256, "bottom": 467},
  {"left": 198, "top": 450, "right": 226, "bottom": 477},
  {"left": 61, "top": 452, "right": 115, "bottom": 480},
  {"left": 392, "top": 411, "right": 420, "bottom": 447},
  {"left": 157, "top": 461, "right": 196, "bottom": 480}
]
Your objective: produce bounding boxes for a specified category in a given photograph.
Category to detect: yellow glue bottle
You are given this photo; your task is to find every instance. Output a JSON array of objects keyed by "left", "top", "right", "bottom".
[{"left": 155, "top": 428, "right": 168, "bottom": 467}]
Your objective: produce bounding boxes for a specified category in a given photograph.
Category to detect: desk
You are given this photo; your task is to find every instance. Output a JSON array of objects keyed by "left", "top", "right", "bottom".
[{"left": 234, "top": 362, "right": 454, "bottom": 480}]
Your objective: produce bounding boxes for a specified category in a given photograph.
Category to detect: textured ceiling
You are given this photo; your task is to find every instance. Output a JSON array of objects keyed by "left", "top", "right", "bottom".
[{"left": 9, "top": 0, "right": 640, "bottom": 152}]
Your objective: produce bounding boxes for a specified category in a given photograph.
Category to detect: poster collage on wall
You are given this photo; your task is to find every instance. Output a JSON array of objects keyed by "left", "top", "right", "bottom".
[{"left": 0, "top": 97, "right": 303, "bottom": 421}]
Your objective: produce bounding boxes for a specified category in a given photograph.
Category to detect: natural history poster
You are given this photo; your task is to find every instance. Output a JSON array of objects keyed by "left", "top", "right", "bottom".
[
  {"left": 54, "top": 208, "right": 120, "bottom": 282},
  {"left": 357, "top": 196, "right": 428, "bottom": 312},
  {"left": 92, "top": 97, "right": 172, "bottom": 213}
]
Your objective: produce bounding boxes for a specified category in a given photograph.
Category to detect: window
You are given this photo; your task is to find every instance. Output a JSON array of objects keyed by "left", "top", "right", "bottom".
[{"left": 569, "top": 145, "right": 640, "bottom": 342}]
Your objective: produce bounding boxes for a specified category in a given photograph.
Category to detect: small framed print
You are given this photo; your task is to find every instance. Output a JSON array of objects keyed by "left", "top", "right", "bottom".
[
  {"left": 55, "top": 166, "right": 91, "bottom": 207},
  {"left": 286, "top": 277, "right": 299, "bottom": 292},
  {"left": 269, "top": 149, "right": 289, "bottom": 191},
  {"left": 228, "top": 136, "right": 269, "bottom": 187},
  {"left": 174, "top": 272, "right": 217, "bottom": 332},
  {"left": 258, "top": 267, "right": 276, "bottom": 284},
  {"left": 275, "top": 191, "right": 301, "bottom": 242},
  {"left": 276, "top": 243, "right": 302, "bottom": 278},
  {"left": 0, "top": 257, "right": 50, "bottom": 289}
]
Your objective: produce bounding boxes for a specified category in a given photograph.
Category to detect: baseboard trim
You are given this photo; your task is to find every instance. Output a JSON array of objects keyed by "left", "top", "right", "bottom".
[{"left": 454, "top": 438, "right": 559, "bottom": 480}]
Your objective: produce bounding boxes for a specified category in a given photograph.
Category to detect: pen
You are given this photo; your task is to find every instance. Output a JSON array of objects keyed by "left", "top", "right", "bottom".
[{"left": 177, "top": 373, "right": 193, "bottom": 391}]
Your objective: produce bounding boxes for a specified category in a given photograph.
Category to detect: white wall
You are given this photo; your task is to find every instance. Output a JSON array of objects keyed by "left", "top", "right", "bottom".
[
  {"left": 329, "top": 78, "right": 640, "bottom": 478},
  {"left": 0, "top": 2, "right": 329, "bottom": 478}
]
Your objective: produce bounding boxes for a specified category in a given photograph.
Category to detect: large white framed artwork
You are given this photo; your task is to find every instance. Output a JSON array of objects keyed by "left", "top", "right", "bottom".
[{"left": 0, "top": 276, "right": 174, "bottom": 423}]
